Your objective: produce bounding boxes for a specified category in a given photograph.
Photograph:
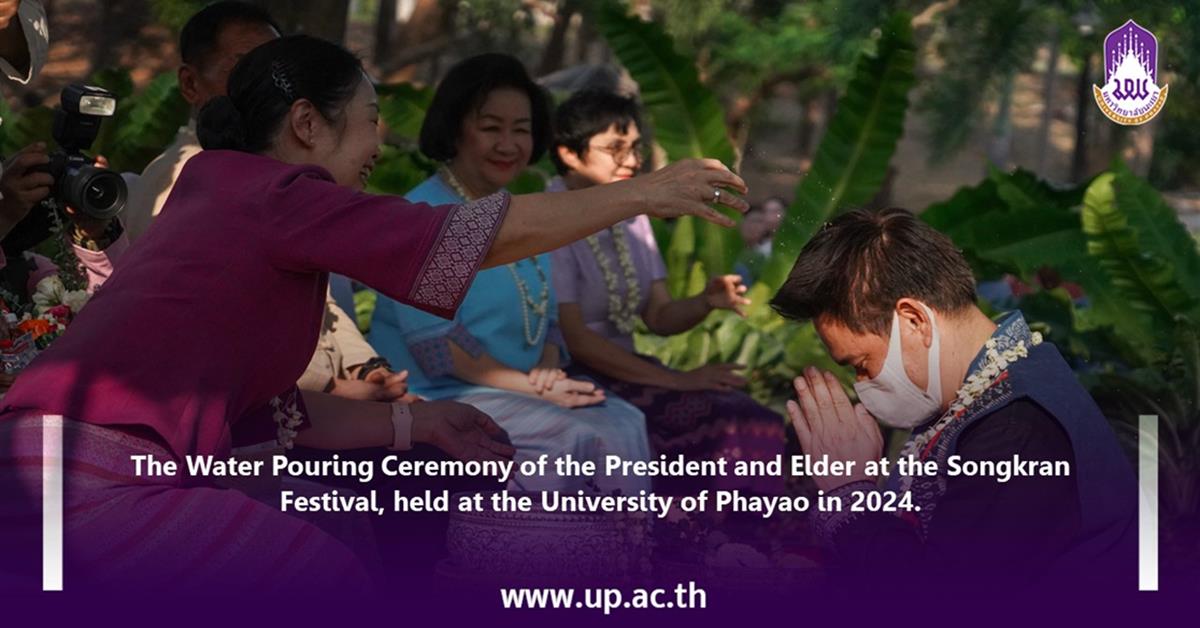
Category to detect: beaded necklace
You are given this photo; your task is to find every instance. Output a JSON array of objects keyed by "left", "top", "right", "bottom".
[{"left": 439, "top": 166, "right": 549, "bottom": 345}]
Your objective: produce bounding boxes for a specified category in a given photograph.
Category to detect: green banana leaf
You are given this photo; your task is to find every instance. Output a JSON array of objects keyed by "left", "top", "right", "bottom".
[
  {"left": 377, "top": 83, "right": 433, "bottom": 141},
  {"left": 1081, "top": 171, "right": 1199, "bottom": 354},
  {"left": 105, "top": 72, "right": 190, "bottom": 172},
  {"left": 760, "top": 12, "right": 917, "bottom": 289},
  {"left": 366, "top": 145, "right": 437, "bottom": 196},
  {"left": 1109, "top": 162, "right": 1200, "bottom": 306},
  {"left": 595, "top": 1, "right": 740, "bottom": 295},
  {"left": 0, "top": 102, "right": 53, "bottom": 157},
  {"left": 925, "top": 166, "right": 1172, "bottom": 368}
]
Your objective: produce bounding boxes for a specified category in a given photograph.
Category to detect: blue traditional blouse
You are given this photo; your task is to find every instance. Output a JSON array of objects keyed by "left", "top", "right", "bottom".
[{"left": 368, "top": 174, "right": 566, "bottom": 398}]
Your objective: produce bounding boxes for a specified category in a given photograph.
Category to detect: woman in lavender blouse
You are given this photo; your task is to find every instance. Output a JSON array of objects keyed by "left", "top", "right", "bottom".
[{"left": 550, "top": 89, "right": 785, "bottom": 495}]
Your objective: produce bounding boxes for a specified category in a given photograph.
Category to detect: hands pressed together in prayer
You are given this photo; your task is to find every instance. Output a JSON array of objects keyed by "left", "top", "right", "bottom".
[{"left": 787, "top": 367, "right": 883, "bottom": 491}]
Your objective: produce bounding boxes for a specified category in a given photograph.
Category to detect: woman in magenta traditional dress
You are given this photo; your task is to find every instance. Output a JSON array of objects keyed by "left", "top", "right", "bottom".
[{"left": 0, "top": 36, "right": 748, "bottom": 591}]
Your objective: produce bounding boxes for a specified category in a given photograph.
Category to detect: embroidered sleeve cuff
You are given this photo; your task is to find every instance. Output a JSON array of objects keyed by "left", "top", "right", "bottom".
[
  {"left": 408, "top": 191, "right": 510, "bottom": 318},
  {"left": 406, "top": 323, "right": 485, "bottom": 378},
  {"left": 810, "top": 480, "right": 877, "bottom": 551}
]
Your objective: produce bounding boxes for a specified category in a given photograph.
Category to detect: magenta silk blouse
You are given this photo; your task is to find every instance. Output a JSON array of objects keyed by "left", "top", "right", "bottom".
[{"left": 0, "top": 150, "right": 508, "bottom": 461}]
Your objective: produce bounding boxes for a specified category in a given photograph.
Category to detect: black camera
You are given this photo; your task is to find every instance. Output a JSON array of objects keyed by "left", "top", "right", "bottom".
[{"left": 33, "top": 84, "right": 127, "bottom": 220}]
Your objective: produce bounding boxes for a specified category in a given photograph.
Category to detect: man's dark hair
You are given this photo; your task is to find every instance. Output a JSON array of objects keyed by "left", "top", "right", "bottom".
[
  {"left": 180, "top": 1, "right": 281, "bottom": 68},
  {"left": 418, "top": 53, "right": 552, "bottom": 164},
  {"left": 770, "top": 208, "right": 978, "bottom": 335},
  {"left": 550, "top": 89, "right": 643, "bottom": 175}
]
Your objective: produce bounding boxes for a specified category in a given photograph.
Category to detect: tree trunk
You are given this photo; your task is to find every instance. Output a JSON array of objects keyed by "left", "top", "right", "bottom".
[
  {"left": 1034, "top": 27, "right": 1060, "bottom": 176},
  {"left": 389, "top": 0, "right": 450, "bottom": 79},
  {"left": 986, "top": 72, "right": 1015, "bottom": 171},
  {"left": 89, "top": 0, "right": 113, "bottom": 76},
  {"left": 373, "top": 0, "right": 397, "bottom": 65},
  {"left": 537, "top": 0, "right": 578, "bottom": 76},
  {"left": 254, "top": 0, "right": 350, "bottom": 44},
  {"left": 1071, "top": 53, "right": 1092, "bottom": 183},
  {"left": 575, "top": 11, "right": 599, "bottom": 65},
  {"left": 1124, "top": 118, "right": 1157, "bottom": 178},
  {"left": 90, "top": 0, "right": 149, "bottom": 77}
]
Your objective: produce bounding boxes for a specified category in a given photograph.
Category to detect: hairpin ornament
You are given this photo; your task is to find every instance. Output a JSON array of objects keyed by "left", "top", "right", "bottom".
[{"left": 270, "top": 61, "right": 295, "bottom": 102}]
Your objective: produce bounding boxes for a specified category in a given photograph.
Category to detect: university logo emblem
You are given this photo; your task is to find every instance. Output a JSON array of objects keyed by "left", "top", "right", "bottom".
[{"left": 1093, "top": 20, "right": 1168, "bottom": 125}]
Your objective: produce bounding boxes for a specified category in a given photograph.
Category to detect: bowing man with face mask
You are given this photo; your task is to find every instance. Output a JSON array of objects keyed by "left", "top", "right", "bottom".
[{"left": 770, "top": 208, "right": 1136, "bottom": 591}]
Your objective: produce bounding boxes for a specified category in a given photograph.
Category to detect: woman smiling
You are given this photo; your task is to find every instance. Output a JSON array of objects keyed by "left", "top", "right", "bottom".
[
  {"left": 368, "top": 54, "right": 653, "bottom": 494},
  {"left": 0, "top": 39, "right": 747, "bottom": 590}
]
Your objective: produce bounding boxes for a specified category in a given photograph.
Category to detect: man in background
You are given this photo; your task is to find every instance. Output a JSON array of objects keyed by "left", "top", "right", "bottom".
[
  {"left": 124, "top": 1, "right": 408, "bottom": 402},
  {"left": 122, "top": 0, "right": 279, "bottom": 241}
]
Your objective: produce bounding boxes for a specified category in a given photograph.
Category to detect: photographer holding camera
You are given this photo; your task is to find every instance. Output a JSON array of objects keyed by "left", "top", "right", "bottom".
[
  {"left": 0, "top": 86, "right": 128, "bottom": 308},
  {"left": 0, "top": 1, "right": 123, "bottom": 296}
]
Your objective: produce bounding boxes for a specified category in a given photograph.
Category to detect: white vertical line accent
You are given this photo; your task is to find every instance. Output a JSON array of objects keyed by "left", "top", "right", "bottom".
[
  {"left": 42, "top": 414, "right": 63, "bottom": 592},
  {"left": 1138, "top": 414, "right": 1158, "bottom": 592}
]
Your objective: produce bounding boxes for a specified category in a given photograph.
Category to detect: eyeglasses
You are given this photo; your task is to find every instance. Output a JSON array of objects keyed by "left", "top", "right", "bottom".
[{"left": 587, "top": 141, "right": 646, "bottom": 164}]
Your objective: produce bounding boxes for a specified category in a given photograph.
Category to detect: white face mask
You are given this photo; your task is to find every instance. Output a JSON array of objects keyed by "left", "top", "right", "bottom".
[{"left": 853, "top": 305, "right": 943, "bottom": 428}]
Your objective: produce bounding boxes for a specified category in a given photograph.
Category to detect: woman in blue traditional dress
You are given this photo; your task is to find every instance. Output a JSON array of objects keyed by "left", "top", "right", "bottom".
[{"left": 369, "top": 54, "right": 651, "bottom": 493}]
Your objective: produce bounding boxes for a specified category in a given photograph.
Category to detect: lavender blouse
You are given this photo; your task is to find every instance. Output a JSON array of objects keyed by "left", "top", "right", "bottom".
[{"left": 549, "top": 180, "right": 667, "bottom": 351}]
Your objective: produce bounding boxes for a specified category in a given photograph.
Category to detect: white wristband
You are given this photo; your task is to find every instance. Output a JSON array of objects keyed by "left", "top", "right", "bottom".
[{"left": 388, "top": 402, "right": 413, "bottom": 451}]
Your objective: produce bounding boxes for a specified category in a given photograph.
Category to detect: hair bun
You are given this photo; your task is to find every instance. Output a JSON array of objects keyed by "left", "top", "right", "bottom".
[{"left": 197, "top": 95, "right": 249, "bottom": 151}]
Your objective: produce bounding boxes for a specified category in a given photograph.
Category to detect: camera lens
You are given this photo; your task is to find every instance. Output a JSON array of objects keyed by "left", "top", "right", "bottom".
[
  {"left": 85, "top": 178, "right": 118, "bottom": 209},
  {"left": 64, "top": 165, "right": 127, "bottom": 220}
]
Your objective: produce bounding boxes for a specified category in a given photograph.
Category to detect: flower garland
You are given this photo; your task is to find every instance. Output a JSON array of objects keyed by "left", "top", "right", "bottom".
[
  {"left": 585, "top": 223, "right": 642, "bottom": 335},
  {"left": 1, "top": 275, "right": 91, "bottom": 373},
  {"left": 440, "top": 166, "right": 549, "bottom": 346},
  {"left": 897, "top": 331, "right": 1043, "bottom": 491},
  {"left": 271, "top": 392, "right": 304, "bottom": 450},
  {"left": 43, "top": 199, "right": 89, "bottom": 292}
]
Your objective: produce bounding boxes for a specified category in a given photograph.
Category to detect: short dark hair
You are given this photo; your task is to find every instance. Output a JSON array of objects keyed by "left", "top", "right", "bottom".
[
  {"left": 418, "top": 53, "right": 551, "bottom": 164},
  {"left": 180, "top": 1, "right": 280, "bottom": 68},
  {"left": 770, "top": 208, "right": 978, "bottom": 336},
  {"left": 550, "top": 89, "right": 643, "bottom": 175},
  {"left": 197, "top": 35, "right": 363, "bottom": 153}
]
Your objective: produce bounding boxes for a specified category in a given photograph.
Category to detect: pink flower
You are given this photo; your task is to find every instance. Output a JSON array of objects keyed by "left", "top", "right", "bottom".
[{"left": 47, "top": 305, "right": 72, "bottom": 321}]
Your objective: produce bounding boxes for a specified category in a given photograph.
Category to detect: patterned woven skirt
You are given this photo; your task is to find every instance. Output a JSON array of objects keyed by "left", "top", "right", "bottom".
[
  {"left": 568, "top": 356, "right": 787, "bottom": 495},
  {"left": 0, "top": 413, "right": 372, "bottom": 593}
]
